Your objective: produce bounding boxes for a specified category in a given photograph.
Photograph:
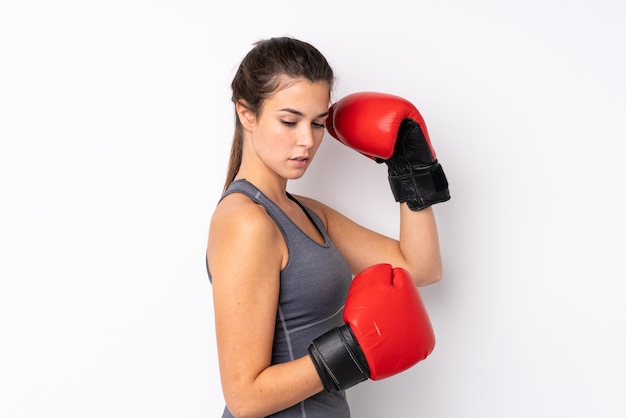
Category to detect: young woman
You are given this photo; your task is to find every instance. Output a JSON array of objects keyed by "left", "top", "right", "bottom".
[{"left": 206, "top": 36, "right": 449, "bottom": 418}]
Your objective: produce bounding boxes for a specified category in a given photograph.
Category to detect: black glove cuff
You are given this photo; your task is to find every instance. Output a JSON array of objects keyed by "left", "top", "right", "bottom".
[
  {"left": 388, "top": 162, "right": 450, "bottom": 210},
  {"left": 308, "top": 325, "right": 370, "bottom": 392}
]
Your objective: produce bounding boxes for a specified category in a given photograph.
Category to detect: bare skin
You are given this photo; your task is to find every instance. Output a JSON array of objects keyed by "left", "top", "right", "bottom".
[{"left": 207, "top": 77, "right": 442, "bottom": 417}]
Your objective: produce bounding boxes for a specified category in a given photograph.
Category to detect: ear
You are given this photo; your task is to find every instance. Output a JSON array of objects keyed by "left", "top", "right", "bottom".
[{"left": 236, "top": 100, "right": 256, "bottom": 130}]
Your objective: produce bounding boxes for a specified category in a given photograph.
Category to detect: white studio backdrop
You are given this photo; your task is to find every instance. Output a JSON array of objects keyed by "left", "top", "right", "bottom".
[{"left": 1, "top": 1, "right": 625, "bottom": 417}]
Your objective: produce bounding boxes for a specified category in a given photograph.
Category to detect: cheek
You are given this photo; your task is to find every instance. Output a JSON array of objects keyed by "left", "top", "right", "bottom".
[
  {"left": 310, "top": 132, "right": 325, "bottom": 154},
  {"left": 253, "top": 123, "right": 285, "bottom": 150}
]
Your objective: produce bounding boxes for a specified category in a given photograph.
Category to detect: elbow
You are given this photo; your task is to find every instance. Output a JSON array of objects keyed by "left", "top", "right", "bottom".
[
  {"left": 223, "top": 390, "right": 266, "bottom": 418},
  {"left": 225, "top": 400, "right": 258, "bottom": 418},
  {"left": 412, "top": 266, "right": 443, "bottom": 287}
]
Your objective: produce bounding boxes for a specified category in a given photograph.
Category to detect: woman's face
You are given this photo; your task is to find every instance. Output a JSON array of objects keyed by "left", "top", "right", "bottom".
[{"left": 247, "top": 77, "right": 330, "bottom": 180}]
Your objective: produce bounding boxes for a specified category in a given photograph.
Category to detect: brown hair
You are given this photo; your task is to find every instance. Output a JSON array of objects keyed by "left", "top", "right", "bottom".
[{"left": 223, "top": 37, "right": 335, "bottom": 191}]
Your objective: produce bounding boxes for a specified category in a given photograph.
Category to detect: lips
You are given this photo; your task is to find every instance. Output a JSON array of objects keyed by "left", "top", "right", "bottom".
[{"left": 289, "top": 156, "right": 310, "bottom": 168}]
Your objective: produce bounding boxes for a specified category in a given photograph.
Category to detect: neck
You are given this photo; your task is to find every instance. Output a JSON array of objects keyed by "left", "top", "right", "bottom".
[{"left": 236, "top": 141, "right": 291, "bottom": 204}]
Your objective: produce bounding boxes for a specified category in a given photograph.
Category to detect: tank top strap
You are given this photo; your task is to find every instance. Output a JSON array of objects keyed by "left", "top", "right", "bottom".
[
  {"left": 221, "top": 179, "right": 295, "bottom": 235},
  {"left": 222, "top": 179, "right": 330, "bottom": 247}
]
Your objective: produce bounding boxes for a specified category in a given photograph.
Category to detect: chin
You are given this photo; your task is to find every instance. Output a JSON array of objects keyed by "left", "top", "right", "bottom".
[{"left": 286, "top": 169, "right": 308, "bottom": 180}]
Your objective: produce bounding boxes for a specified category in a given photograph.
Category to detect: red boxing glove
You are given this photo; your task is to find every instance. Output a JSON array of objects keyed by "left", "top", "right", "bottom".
[
  {"left": 345, "top": 263, "right": 435, "bottom": 380},
  {"left": 326, "top": 91, "right": 450, "bottom": 210},
  {"left": 308, "top": 264, "right": 435, "bottom": 391}
]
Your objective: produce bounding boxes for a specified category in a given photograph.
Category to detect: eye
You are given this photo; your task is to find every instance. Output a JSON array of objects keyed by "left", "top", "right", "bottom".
[
  {"left": 312, "top": 121, "right": 325, "bottom": 129},
  {"left": 281, "top": 120, "right": 297, "bottom": 126}
]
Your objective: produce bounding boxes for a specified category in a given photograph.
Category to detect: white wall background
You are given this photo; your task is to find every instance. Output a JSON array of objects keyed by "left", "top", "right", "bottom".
[{"left": 1, "top": 0, "right": 625, "bottom": 417}]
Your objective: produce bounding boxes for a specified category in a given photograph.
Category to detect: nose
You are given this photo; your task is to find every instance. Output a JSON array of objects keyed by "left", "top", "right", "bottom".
[{"left": 297, "top": 126, "right": 316, "bottom": 148}]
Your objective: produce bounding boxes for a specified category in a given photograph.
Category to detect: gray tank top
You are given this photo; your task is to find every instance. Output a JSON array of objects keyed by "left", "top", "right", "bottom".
[{"left": 207, "top": 179, "right": 353, "bottom": 417}]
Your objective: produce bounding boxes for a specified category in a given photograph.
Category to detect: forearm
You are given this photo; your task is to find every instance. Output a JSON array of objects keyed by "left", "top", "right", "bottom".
[
  {"left": 223, "top": 356, "right": 323, "bottom": 418},
  {"left": 398, "top": 204, "right": 442, "bottom": 286},
  {"left": 324, "top": 91, "right": 449, "bottom": 286}
]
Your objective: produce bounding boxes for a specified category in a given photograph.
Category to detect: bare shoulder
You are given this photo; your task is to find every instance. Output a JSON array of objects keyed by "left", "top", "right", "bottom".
[
  {"left": 210, "top": 192, "right": 273, "bottom": 233},
  {"left": 208, "top": 193, "right": 285, "bottom": 275}
]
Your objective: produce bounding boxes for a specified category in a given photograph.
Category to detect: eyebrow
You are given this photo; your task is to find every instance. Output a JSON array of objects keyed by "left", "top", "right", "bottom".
[{"left": 279, "top": 108, "right": 329, "bottom": 118}]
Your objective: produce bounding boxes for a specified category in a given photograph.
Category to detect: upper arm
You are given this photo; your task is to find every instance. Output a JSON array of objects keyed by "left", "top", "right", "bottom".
[
  {"left": 295, "top": 195, "right": 442, "bottom": 285},
  {"left": 207, "top": 196, "right": 285, "bottom": 398}
]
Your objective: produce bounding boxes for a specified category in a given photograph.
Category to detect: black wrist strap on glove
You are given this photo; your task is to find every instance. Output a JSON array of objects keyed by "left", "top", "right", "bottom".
[
  {"left": 379, "top": 119, "right": 451, "bottom": 211},
  {"left": 388, "top": 161, "right": 449, "bottom": 210},
  {"left": 308, "top": 325, "right": 370, "bottom": 392}
]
